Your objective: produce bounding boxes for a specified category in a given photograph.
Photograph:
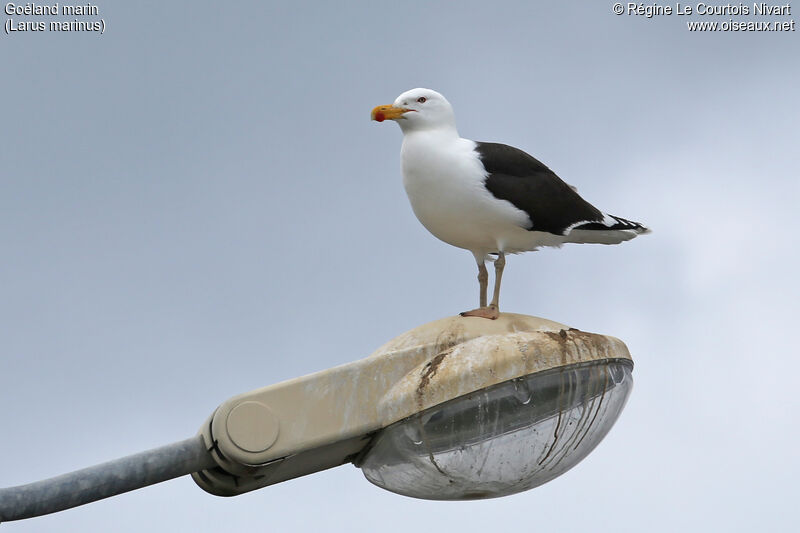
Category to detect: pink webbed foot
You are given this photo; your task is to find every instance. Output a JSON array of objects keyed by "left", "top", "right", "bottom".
[{"left": 459, "top": 305, "right": 499, "bottom": 320}]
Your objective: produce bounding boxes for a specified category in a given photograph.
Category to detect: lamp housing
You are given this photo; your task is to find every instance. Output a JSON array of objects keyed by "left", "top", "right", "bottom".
[{"left": 192, "top": 314, "right": 634, "bottom": 500}]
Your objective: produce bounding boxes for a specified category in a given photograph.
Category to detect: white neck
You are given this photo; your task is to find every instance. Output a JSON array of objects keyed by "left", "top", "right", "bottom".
[{"left": 398, "top": 121, "right": 460, "bottom": 138}]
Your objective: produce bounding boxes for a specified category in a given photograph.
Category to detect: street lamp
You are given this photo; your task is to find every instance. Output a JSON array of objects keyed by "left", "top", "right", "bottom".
[
  {"left": 0, "top": 313, "right": 633, "bottom": 522},
  {"left": 193, "top": 313, "right": 633, "bottom": 499}
]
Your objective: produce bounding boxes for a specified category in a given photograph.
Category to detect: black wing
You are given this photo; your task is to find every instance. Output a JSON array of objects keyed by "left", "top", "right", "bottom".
[{"left": 476, "top": 142, "right": 604, "bottom": 235}]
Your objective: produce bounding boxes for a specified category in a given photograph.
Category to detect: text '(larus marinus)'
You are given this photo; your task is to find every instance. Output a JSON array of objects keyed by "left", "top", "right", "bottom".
[{"left": 371, "top": 88, "right": 650, "bottom": 320}]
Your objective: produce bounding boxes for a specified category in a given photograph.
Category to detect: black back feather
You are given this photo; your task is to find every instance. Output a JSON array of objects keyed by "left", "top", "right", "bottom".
[{"left": 476, "top": 142, "right": 604, "bottom": 235}]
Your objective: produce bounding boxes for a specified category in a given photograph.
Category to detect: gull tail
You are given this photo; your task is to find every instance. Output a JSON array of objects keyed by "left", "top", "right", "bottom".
[{"left": 564, "top": 214, "right": 651, "bottom": 245}]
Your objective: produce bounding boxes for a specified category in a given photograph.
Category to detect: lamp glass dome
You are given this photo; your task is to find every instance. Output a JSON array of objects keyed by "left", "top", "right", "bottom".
[{"left": 359, "top": 359, "right": 633, "bottom": 500}]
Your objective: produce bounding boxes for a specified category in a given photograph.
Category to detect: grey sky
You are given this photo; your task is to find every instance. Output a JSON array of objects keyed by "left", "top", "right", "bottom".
[{"left": 1, "top": 1, "right": 798, "bottom": 531}]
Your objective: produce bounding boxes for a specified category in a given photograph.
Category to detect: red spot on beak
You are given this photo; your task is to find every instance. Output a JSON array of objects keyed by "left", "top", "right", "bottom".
[{"left": 375, "top": 112, "right": 386, "bottom": 122}]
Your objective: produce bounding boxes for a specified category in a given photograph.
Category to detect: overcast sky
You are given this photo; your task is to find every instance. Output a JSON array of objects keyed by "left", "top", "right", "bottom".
[{"left": 1, "top": 1, "right": 798, "bottom": 531}]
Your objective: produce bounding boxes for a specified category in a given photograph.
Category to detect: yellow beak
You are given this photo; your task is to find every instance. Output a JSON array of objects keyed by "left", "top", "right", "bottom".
[{"left": 371, "top": 105, "right": 409, "bottom": 122}]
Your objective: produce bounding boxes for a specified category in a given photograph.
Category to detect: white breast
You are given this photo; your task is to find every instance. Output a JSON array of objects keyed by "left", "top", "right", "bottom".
[{"left": 400, "top": 133, "right": 537, "bottom": 255}]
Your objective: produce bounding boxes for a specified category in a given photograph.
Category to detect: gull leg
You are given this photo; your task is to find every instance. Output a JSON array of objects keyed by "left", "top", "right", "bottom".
[
  {"left": 489, "top": 252, "right": 505, "bottom": 312},
  {"left": 460, "top": 254, "right": 500, "bottom": 320},
  {"left": 478, "top": 262, "right": 488, "bottom": 308}
]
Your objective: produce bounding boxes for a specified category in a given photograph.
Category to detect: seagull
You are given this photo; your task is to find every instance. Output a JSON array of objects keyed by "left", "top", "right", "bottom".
[{"left": 371, "top": 88, "right": 649, "bottom": 319}]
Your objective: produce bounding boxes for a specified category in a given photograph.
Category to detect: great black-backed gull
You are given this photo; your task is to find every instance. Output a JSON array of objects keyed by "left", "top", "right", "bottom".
[{"left": 371, "top": 88, "right": 649, "bottom": 319}]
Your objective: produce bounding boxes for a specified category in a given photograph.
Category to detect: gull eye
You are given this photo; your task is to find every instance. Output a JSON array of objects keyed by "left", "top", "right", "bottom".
[{"left": 417, "top": 96, "right": 427, "bottom": 103}]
